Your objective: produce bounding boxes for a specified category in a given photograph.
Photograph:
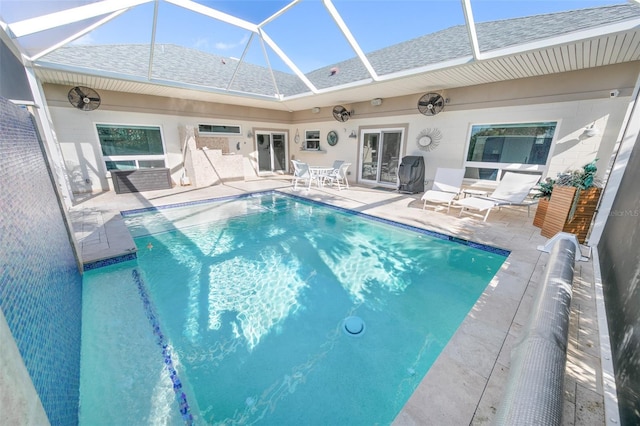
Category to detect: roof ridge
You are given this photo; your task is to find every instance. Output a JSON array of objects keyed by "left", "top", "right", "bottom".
[{"left": 474, "top": 3, "right": 638, "bottom": 24}]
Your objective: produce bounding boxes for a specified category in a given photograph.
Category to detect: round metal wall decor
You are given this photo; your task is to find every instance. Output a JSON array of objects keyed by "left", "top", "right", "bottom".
[
  {"left": 416, "top": 128, "right": 442, "bottom": 151},
  {"left": 327, "top": 130, "right": 339, "bottom": 146}
]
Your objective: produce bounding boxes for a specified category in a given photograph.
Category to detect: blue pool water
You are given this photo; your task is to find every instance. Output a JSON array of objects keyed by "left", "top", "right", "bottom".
[{"left": 80, "top": 192, "right": 507, "bottom": 425}]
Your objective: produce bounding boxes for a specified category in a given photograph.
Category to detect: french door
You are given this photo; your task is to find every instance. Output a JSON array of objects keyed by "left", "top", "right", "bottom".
[
  {"left": 359, "top": 129, "right": 404, "bottom": 186},
  {"left": 256, "top": 132, "right": 287, "bottom": 173}
]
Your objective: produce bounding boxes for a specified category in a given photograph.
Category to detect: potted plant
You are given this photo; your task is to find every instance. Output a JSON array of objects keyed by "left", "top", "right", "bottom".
[
  {"left": 532, "top": 177, "right": 555, "bottom": 228},
  {"left": 540, "top": 160, "right": 602, "bottom": 243}
]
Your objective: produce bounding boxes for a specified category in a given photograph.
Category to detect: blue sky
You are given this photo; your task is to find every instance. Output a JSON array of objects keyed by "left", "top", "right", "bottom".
[{"left": 3, "top": 0, "right": 629, "bottom": 73}]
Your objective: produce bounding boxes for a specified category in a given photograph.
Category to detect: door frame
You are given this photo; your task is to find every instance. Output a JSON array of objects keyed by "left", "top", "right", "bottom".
[
  {"left": 357, "top": 124, "right": 408, "bottom": 186},
  {"left": 255, "top": 130, "right": 289, "bottom": 175}
]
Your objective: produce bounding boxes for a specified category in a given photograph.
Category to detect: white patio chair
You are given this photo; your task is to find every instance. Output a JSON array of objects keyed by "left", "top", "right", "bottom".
[
  {"left": 320, "top": 160, "right": 344, "bottom": 187},
  {"left": 331, "top": 160, "right": 344, "bottom": 171},
  {"left": 291, "top": 160, "right": 312, "bottom": 190},
  {"left": 454, "top": 171, "right": 541, "bottom": 221},
  {"left": 325, "top": 162, "right": 351, "bottom": 190},
  {"left": 421, "top": 168, "right": 465, "bottom": 213}
]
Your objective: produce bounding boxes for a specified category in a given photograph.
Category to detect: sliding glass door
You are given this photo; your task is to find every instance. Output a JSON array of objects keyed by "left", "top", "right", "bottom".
[
  {"left": 359, "top": 129, "right": 403, "bottom": 186},
  {"left": 256, "top": 132, "right": 287, "bottom": 173}
]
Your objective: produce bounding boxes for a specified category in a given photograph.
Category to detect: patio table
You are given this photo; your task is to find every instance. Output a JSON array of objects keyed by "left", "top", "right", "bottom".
[{"left": 309, "top": 166, "right": 334, "bottom": 187}]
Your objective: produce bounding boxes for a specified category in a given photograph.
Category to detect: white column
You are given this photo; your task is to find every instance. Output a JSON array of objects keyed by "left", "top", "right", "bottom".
[{"left": 588, "top": 74, "right": 640, "bottom": 246}]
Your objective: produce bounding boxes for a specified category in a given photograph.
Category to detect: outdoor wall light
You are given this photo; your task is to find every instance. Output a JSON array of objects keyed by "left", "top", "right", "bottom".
[
  {"left": 311, "top": 107, "right": 321, "bottom": 113},
  {"left": 349, "top": 130, "right": 357, "bottom": 138},
  {"left": 371, "top": 98, "right": 383, "bottom": 106}
]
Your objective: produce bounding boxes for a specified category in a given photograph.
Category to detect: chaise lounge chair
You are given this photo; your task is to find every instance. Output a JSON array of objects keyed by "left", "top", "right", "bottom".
[
  {"left": 421, "top": 167, "right": 465, "bottom": 213},
  {"left": 454, "top": 171, "right": 541, "bottom": 221}
]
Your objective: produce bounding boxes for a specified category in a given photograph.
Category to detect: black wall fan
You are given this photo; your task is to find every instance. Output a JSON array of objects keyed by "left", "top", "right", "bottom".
[
  {"left": 417, "top": 93, "right": 445, "bottom": 116},
  {"left": 68, "top": 86, "right": 101, "bottom": 111},
  {"left": 332, "top": 105, "right": 351, "bottom": 122}
]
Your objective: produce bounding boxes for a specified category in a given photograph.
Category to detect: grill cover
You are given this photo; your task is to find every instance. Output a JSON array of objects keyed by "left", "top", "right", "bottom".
[{"left": 397, "top": 156, "right": 425, "bottom": 193}]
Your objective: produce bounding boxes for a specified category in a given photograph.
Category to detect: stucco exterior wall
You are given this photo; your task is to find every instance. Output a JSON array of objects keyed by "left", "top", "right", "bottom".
[
  {"left": 44, "top": 62, "right": 636, "bottom": 195},
  {"left": 291, "top": 97, "right": 627, "bottom": 187},
  {"left": 48, "top": 106, "right": 279, "bottom": 193}
]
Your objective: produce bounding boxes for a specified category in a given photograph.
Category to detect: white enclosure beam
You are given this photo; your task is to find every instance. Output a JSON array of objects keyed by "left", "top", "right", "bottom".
[
  {"left": 29, "top": 10, "right": 127, "bottom": 61},
  {"left": 323, "top": 0, "right": 379, "bottom": 81},
  {"left": 461, "top": 0, "right": 482, "bottom": 60},
  {"left": 260, "top": 29, "right": 319, "bottom": 93},
  {"left": 9, "top": 0, "right": 151, "bottom": 37},
  {"left": 164, "top": 0, "right": 257, "bottom": 32}
]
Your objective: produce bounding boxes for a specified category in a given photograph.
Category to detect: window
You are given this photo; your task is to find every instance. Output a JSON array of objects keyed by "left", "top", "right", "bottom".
[
  {"left": 198, "top": 124, "right": 241, "bottom": 135},
  {"left": 464, "top": 122, "right": 556, "bottom": 181},
  {"left": 97, "top": 124, "right": 166, "bottom": 171},
  {"left": 304, "top": 130, "right": 320, "bottom": 150}
]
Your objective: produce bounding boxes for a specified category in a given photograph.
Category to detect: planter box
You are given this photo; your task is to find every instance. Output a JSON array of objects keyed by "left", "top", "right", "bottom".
[
  {"left": 532, "top": 197, "right": 550, "bottom": 228},
  {"left": 540, "top": 185, "right": 601, "bottom": 243}
]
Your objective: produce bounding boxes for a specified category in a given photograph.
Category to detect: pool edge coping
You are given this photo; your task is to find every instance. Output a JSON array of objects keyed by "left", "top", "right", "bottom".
[{"left": 85, "top": 190, "right": 509, "bottom": 270}]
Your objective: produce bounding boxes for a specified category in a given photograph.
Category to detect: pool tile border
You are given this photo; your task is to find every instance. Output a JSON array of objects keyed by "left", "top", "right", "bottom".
[
  {"left": 120, "top": 191, "right": 270, "bottom": 216},
  {"left": 118, "top": 190, "right": 510, "bottom": 257},
  {"left": 83, "top": 252, "right": 137, "bottom": 271},
  {"left": 283, "top": 191, "right": 511, "bottom": 257}
]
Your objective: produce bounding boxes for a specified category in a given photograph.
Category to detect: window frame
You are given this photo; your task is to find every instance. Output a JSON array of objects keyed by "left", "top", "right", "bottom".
[
  {"left": 96, "top": 123, "right": 167, "bottom": 174},
  {"left": 304, "top": 129, "right": 321, "bottom": 151},
  {"left": 463, "top": 121, "right": 557, "bottom": 182},
  {"left": 197, "top": 123, "right": 242, "bottom": 135}
]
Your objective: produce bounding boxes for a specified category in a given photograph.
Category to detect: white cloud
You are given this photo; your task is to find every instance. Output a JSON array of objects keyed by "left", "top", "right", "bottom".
[
  {"left": 71, "top": 34, "right": 95, "bottom": 45},
  {"left": 193, "top": 37, "right": 209, "bottom": 50},
  {"left": 214, "top": 34, "right": 250, "bottom": 51}
]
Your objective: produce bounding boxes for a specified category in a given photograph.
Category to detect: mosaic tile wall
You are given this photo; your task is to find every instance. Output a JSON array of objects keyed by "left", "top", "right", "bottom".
[{"left": 0, "top": 97, "right": 83, "bottom": 425}]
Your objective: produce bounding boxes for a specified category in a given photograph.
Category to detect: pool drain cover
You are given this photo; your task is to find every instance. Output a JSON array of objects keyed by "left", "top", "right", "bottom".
[{"left": 343, "top": 316, "right": 365, "bottom": 337}]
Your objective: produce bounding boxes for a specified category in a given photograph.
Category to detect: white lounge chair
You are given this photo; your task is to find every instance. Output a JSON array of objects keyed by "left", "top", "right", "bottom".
[
  {"left": 291, "top": 160, "right": 312, "bottom": 190},
  {"left": 421, "top": 168, "right": 465, "bottom": 213},
  {"left": 325, "top": 162, "right": 351, "bottom": 190},
  {"left": 454, "top": 172, "right": 540, "bottom": 221}
]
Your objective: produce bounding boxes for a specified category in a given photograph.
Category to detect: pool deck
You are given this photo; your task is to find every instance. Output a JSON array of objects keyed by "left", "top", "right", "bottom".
[{"left": 69, "top": 177, "right": 609, "bottom": 425}]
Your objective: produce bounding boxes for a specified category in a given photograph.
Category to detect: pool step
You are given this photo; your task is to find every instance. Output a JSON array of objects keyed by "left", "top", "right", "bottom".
[{"left": 73, "top": 209, "right": 137, "bottom": 270}]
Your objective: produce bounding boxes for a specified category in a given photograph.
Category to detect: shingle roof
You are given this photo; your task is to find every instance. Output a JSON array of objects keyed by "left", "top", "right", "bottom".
[
  {"left": 39, "top": 3, "right": 640, "bottom": 98},
  {"left": 308, "top": 3, "right": 640, "bottom": 88}
]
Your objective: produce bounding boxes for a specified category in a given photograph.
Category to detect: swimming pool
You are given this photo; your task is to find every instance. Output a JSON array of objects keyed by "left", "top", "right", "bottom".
[{"left": 80, "top": 192, "right": 507, "bottom": 425}]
